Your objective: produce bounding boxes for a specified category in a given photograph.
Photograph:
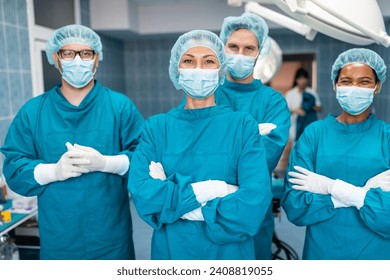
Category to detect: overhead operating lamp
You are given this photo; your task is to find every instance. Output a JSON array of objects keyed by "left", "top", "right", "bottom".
[
  {"left": 253, "top": 37, "right": 283, "bottom": 83},
  {"left": 228, "top": 0, "right": 390, "bottom": 47}
]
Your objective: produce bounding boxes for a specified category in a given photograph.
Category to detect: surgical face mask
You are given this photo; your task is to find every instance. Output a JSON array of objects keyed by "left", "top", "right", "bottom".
[
  {"left": 178, "top": 68, "right": 220, "bottom": 99},
  {"left": 226, "top": 54, "right": 257, "bottom": 80},
  {"left": 336, "top": 85, "right": 376, "bottom": 115},
  {"left": 59, "top": 56, "right": 96, "bottom": 88}
]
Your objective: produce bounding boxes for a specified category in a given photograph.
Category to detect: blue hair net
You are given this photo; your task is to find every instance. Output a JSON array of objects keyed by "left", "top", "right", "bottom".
[
  {"left": 46, "top": 24, "right": 103, "bottom": 65},
  {"left": 219, "top": 12, "right": 270, "bottom": 58},
  {"left": 169, "top": 30, "right": 227, "bottom": 90},
  {"left": 331, "top": 48, "right": 387, "bottom": 85}
]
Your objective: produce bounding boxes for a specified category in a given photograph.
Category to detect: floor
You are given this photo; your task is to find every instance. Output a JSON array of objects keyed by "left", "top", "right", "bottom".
[{"left": 130, "top": 198, "right": 306, "bottom": 260}]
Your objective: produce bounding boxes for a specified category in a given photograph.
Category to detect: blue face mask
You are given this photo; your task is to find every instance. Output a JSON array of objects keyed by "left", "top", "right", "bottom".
[
  {"left": 59, "top": 56, "right": 96, "bottom": 88},
  {"left": 336, "top": 85, "right": 376, "bottom": 115},
  {"left": 178, "top": 68, "right": 220, "bottom": 99},
  {"left": 226, "top": 54, "right": 257, "bottom": 80}
]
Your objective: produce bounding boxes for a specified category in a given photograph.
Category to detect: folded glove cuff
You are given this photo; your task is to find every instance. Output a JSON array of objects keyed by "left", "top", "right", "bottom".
[
  {"left": 331, "top": 179, "right": 367, "bottom": 209},
  {"left": 102, "top": 155, "right": 129, "bottom": 175},
  {"left": 331, "top": 196, "right": 349, "bottom": 208},
  {"left": 34, "top": 163, "right": 58, "bottom": 185}
]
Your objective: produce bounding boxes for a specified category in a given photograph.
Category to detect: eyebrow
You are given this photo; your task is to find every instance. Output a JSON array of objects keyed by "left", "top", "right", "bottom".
[{"left": 182, "top": 54, "right": 217, "bottom": 58}]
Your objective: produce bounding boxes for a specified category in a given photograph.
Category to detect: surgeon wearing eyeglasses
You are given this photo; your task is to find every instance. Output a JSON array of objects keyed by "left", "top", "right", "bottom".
[
  {"left": 282, "top": 48, "right": 390, "bottom": 259},
  {"left": 128, "top": 30, "right": 272, "bottom": 260},
  {"left": 0, "top": 24, "right": 144, "bottom": 259}
]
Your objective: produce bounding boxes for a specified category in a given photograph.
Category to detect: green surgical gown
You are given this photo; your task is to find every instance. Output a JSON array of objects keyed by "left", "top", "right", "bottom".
[
  {"left": 1, "top": 82, "right": 144, "bottom": 259},
  {"left": 215, "top": 79, "right": 291, "bottom": 259},
  {"left": 128, "top": 105, "right": 272, "bottom": 260},
  {"left": 282, "top": 114, "right": 390, "bottom": 259}
]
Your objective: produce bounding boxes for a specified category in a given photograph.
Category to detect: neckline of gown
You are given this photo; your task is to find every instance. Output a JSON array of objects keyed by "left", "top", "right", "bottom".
[
  {"left": 326, "top": 114, "right": 377, "bottom": 133},
  {"left": 222, "top": 79, "right": 263, "bottom": 92},
  {"left": 169, "top": 105, "right": 231, "bottom": 120},
  {"left": 52, "top": 80, "right": 101, "bottom": 111}
]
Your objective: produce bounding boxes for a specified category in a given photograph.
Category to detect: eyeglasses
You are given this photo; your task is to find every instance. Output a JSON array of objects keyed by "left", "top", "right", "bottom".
[{"left": 57, "top": 49, "right": 96, "bottom": 61}]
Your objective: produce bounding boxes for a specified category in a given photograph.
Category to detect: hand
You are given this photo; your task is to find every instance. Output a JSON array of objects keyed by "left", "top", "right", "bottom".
[
  {"left": 295, "top": 108, "right": 306, "bottom": 116},
  {"left": 364, "top": 169, "right": 390, "bottom": 191},
  {"left": 258, "top": 123, "right": 277, "bottom": 136},
  {"left": 181, "top": 207, "right": 205, "bottom": 221},
  {"left": 288, "top": 166, "right": 335, "bottom": 194},
  {"left": 55, "top": 149, "right": 91, "bottom": 181},
  {"left": 191, "top": 180, "right": 238, "bottom": 204},
  {"left": 67, "top": 143, "right": 106, "bottom": 172},
  {"left": 331, "top": 180, "right": 367, "bottom": 209},
  {"left": 149, "top": 161, "right": 167, "bottom": 180}
]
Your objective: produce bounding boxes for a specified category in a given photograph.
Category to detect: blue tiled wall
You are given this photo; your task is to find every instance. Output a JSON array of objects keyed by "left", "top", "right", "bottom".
[
  {"left": 124, "top": 35, "right": 183, "bottom": 118},
  {"left": 0, "top": 0, "right": 32, "bottom": 146},
  {"left": 94, "top": 35, "right": 126, "bottom": 94}
]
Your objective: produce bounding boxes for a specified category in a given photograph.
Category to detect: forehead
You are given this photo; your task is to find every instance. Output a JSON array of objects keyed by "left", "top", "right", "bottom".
[
  {"left": 226, "top": 29, "right": 258, "bottom": 46},
  {"left": 339, "top": 63, "right": 376, "bottom": 79},
  {"left": 61, "top": 43, "right": 92, "bottom": 50},
  {"left": 182, "top": 46, "right": 217, "bottom": 57}
]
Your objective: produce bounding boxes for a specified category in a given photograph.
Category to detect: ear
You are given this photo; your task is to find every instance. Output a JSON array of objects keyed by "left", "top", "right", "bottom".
[
  {"left": 93, "top": 54, "right": 99, "bottom": 71},
  {"left": 53, "top": 53, "right": 62, "bottom": 70},
  {"left": 374, "top": 81, "right": 381, "bottom": 94}
]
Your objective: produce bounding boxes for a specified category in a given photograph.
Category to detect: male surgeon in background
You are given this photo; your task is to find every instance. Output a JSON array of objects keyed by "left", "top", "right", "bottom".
[{"left": 216, "top": 12, "right": 291, "bottom": 259}]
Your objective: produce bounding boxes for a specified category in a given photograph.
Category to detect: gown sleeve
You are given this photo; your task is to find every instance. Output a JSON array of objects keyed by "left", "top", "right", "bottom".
[
  {"left": 116, "top": 97, "right": 145, "bottom": 177},
  {"left": 201, "top": 116, "right": 272, "bottom": 244},
  {"left": 359, "top": 123, "right": 390, "bottom": 238},
  {"left": 1, "top": 104, "right": 46, "bottom": 196},
  {"left": 128, "top": 117, "right": 201, "bottom": 230},
  {"left": 359, "top": 189, "right": 390, "bottom": 238},
  {"left": 261, "top": 89, "right": 291, "bottom": 172},
  {"left": 281, "top": 126, "right": 336, "bottom": 227}
]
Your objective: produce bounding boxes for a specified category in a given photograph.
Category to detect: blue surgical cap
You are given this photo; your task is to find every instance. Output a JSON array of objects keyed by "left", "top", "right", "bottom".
[
  {"left": 46, "top": 24, "right": 103, "bottom": 65},
  {"left": 169, "top": 30, "right": 227, "bottom": 90},
  {"left": 331, "top": 48, "right": 387, "bottom": 85},
  {"left": 219, "top": 12, "right": 270, "bottom": 57}
]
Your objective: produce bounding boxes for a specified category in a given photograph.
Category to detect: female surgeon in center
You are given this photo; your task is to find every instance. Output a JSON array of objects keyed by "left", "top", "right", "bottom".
[{"left": 128, "top": 30, "right": 272, "bottom": 260}]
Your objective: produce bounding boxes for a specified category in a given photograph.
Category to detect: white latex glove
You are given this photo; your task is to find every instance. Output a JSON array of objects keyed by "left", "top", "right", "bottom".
[
  {"left": 364, "top": 169, "right": 390, "bottom": 191},
  {"left": 331, "top": 179, "right": 367, "bottom": 209},
  {"left": 258, "top": 123, "right": 277, "bottom": 136},
  {"left": 331, "top": 196, "right": 350, "bottom": 208},
  {"left": 149, "top": 161, "right": 167, "bottom": 180},
  {"left": 288, "top": 166, "right": 335, "bottom": 194},
  {"left": 191, "top": 180, "right": 238, "bottom": 204},
  {"left": 34, "top": 144, "right": 90, "bottom": 185},
  {"left": 68, "top": 143, "right": 129, "bottom": 175},
  {"left": 181, "top": 206, "right": 205, "bottom": 221}
]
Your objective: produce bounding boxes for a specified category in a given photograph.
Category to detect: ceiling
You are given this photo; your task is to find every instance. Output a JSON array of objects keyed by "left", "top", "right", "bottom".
[{"left": 90, "top": 0, "right": 390, "bottom": 41}]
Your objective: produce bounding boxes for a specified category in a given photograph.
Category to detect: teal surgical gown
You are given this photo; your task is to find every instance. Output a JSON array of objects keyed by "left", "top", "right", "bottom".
[
  {"left": 215, "top": 79, "right": 291, "bottom": 260},
  {"left": 128, "top": 105, "right": 272, "bottom": 260},
  {"left": 282, "top": 114, "right": 390, "bottom": 259},
  {"left": 1, "top": 81, "right": 144, "bottom": 260}
]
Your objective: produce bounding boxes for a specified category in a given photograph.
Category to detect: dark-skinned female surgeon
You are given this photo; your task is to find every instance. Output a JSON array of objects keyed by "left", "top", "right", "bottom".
[{"left": 283, "top": 48, "right": 390, "bottom": 259}]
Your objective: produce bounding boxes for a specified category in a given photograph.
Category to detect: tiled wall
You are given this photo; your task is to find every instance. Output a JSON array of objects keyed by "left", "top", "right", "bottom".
[
  {"left": 124, "top": 35, "right": 184, "bottom": 118},
  {"left": 0, "top": 0, "right": 32, "bottom": 146}
]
